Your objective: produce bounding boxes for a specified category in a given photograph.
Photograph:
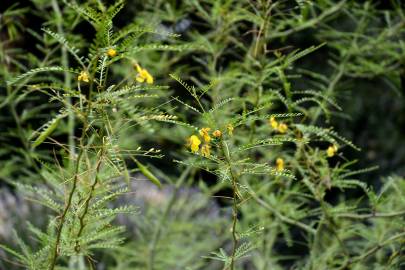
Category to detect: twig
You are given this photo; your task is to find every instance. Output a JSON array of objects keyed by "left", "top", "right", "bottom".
[
  {"left": 220, "top": 139, "right": 239, "bottom": 270},
  {"left": 74, "top": 149, "right": 105, "bottom": 252},
  {"left": 336, "top": 210, "right": 405, "bottom": 219},
  {"left": 339, "top": 231, "right": 405, "bottom": 269},
  {"left": 246, "top": 186, "right": 316, "bottom": 235}
]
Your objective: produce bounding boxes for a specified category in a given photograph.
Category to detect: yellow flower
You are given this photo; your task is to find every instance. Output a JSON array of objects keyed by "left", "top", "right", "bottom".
[
  {"left": 188, "top": 135, "right": 201, "bottom": 153},
  {"left": 212, "top": 130, "right": 222, "bottom": 138},
  {"left": 107, "top": 48, "right": 117, "bottom": 57},
  {"left": 269, "top": 116, "right": 278, "bottom": 129},
  {"left": 199, "top": 127, "right": 211, "bottom": 143},
  {"left": 277, "top": 123, "right": 288, "bottom": 133},
  {"left": 77, "top": 71, "right": 89, "bottom": 83},
  {"left": 201, "top": 144, "right": 211, "bottom": 157},
  {"left": 326, "top": 144, "right": 338, "bottom": 157},
  {"left": 135, "top": 63, "right": 154, "bottom": 84},
  {"left": 276, "top": 158, "right": 284, "bottom": 172},
  {"left": 227, "top": 124, "right": 234, "bottom": 136}
]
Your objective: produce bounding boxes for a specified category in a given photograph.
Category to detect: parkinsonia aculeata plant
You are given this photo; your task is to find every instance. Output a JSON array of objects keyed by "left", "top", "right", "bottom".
[
  {"left": 1, "top": 0, "right": 405, "bottom": 270},
  {"left": 175, "top": 72, "right": 302, "bottom": 268},
  {"left": 1, "top": 1, "right": 185, "bottom": 268}
]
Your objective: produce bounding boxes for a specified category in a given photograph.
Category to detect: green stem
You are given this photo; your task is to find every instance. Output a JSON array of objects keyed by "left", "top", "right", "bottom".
[
  {"left": 310, "top": 61, "right": 346, "bottom": 125},
  {"left": 246, "top": 184, "right": 316, "bottom": 235},
  {"left": 339, "top": 231, "right": 405, "bottom": 269},
  {"left": 311, "top": 3, "right": 370, "bottom": 125},
  {"left": 220, "top": 139, "right": 239, "bottom": 270},
  {"left": 337, "top": 210, "right": 405, "bottom": 219},
  {"left": 48, "top": 53, "right": 99, "bottom": 270},
  {"left": 48, "top": 135, "right": 85, "bottom": 270},
  {"left": 74, "top": 148, "right": 105, "bottom": 252},
  {"left": 268, "top": 1, "right": 347, "bottom": 39}
]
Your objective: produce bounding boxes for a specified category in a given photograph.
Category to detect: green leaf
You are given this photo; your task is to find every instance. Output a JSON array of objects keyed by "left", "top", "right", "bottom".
[
  {"left": 31, "top": 113, "right": 67, "bottom": 149},
  {"left": 134, "top": 159, "right": 162, "bottom": 188}
]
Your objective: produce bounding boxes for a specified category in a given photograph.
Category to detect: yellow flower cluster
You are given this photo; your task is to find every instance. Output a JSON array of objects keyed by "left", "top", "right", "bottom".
[
  {"left": 326, "top": 144, "right": 338, "bottom": 157},
  {"left": 135, "top": 63, "right": 154, "bottom": 84},
  {"left": 77, "top": 71, "right": 89, "bottom": 83},
  {"left": 269, "top": 116, "right": 288, "bottom": 133},
  {"left": 187, "top": 127, "right": 223, "bottom": 157}
]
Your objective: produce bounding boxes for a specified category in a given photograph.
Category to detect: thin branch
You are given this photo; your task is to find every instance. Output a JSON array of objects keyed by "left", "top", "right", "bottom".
[
  {"left": 337, "top": 210, "right": 405, "bottom": 219},
  {"left": 247, "top": 187, "right": 316, "bottom": 235},
  {"left": 221, "top": 139, "right": 240, "bottom": 270}
]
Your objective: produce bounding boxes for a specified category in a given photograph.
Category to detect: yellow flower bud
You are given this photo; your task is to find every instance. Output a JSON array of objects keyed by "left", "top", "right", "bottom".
[
  {"left": 107, "top": 48, "right": 117, "bottom": 57},
  {"left": 212, "top": 130, "right": 222, "bottom": 138},
  {"left": 277, "top": 123, "right": 288, "bottom": 133},
  {"left": 269, "top": 116, "right": 278, "bottom": 129},
  {"left": 199, "top": 127, "right": 211, "bottom": 143},
  {"left": 201, "top": 144, "right": 211, "bottom": 157},
  {"left": 77, "top": 71, "right": 89, "bottom": 83},
  {"left": 326, "top": 145, "right": 338, "bottom": 157},
  {"left": 135, "top": 63, "right": 154, "bottom": 84},
  {"left": 276, "top": 158, "right": 284, "bottom": 172},
  {"left": 227, "top": 124, "right": 234, "bottom": 136}
]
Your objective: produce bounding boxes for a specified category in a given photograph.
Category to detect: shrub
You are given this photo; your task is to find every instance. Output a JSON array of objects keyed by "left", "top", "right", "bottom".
[{"left": 1, "top": 1, "right": 404, "bottom": 269}]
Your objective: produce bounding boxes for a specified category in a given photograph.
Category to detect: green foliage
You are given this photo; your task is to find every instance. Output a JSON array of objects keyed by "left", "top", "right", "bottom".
[{"left": 1, "top": 1, "right": 404, "bottom": 270}]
